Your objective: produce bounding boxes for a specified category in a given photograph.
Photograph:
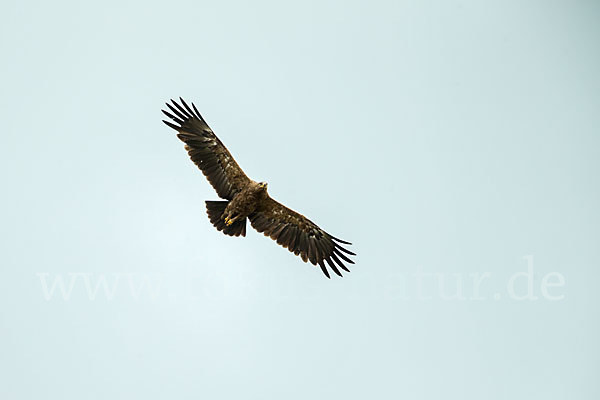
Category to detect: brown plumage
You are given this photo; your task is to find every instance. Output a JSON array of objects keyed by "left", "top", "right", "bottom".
[{"left": 162, "top": 98, "right": 355, "bottom": 278}]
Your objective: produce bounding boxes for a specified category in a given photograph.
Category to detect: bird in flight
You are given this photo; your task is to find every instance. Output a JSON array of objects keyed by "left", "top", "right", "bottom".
[{"left": 162, "top": 98, "right": 355, "bottom": 278}]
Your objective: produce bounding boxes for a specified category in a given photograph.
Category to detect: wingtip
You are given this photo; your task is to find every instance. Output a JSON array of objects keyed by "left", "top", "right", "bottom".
[
  {"left": 319, "top": 261, "right": 331, "bottom": 279},
  {"left": 319, "top": 260, "right": 340, "bottom": 278},
  {"left": 165, "top": 97, "right": 205, "bottom": 122},
  {"left": 162, "top": 119, "right": 181, "bottom": 131},
  {"left": 334, "top": 243, "right": 356, "bottom": 256},
  {"left": 329, "top": 234, "right": 352, "bottom": 245},
  {"left": 191, "top": 102, "right": 204, "bottom": 121},
  {"left": 334, "top": 249, "right": 355, "bottom": 265}
]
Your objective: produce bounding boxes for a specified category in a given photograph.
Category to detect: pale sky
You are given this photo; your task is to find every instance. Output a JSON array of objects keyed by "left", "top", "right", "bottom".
[{"left": 1, "top": 1, "right": 599, "bottom": 399}]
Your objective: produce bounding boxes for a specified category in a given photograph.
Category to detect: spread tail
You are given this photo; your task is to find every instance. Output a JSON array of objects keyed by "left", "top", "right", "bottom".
[{"left": 205, "top": 201, "right": 246, "bottom": 237}]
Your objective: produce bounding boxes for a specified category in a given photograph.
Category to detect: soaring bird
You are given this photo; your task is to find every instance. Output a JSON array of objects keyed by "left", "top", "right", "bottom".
[{"left": 162, "top": 98, "right": 355, "bottom": 278}]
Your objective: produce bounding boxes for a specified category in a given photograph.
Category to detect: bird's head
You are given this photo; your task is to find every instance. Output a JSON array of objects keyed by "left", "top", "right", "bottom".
[{"left": 258, "top": 181, "right": 268, "bottom": 189}]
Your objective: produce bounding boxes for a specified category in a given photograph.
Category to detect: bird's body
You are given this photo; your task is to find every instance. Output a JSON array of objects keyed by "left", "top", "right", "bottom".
[
  {"left": 224, "top": 181, "right": 268, "bottom": 225},
  {"left": 162, "top": 98, "right": 355, "bottom": 278}
]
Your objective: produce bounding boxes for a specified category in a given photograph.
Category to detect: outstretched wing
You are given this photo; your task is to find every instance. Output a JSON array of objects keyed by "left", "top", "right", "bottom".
[
  {"left": 162, "top": 98, "right": 250, "bottom": 200},
  {"left": 249, "top": 196, "right": 355, "bottom": 278}
]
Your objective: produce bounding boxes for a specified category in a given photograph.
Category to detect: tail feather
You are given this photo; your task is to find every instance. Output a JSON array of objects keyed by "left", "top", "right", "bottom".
[{"left": 205, "top": 201, "right": 246, "bottom": 237}]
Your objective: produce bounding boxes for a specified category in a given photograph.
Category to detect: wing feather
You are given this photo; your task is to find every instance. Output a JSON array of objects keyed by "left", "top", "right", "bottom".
[
  {"left": 333, "top": 248, "right": 355, "bottom": 264},
  {"left": 162, "top": 98, "right": 250, "bottom": 199},
  {"left": 330, "top": 253, "right": 349, "bottom": 272},
  {"left": 318, "top": 260, "right": 330, "bottom": 279},
  {"left": 334, "top": 243, "right": 356, "bottom": 256},
  {"left": 249, "top": 196, "right": 355, "bottom": 277}
]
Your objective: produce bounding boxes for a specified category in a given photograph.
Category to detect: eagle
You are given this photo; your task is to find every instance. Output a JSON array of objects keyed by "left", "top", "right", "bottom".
[{"left": 162, "top": 98, "right": 355, "bottom": 278}]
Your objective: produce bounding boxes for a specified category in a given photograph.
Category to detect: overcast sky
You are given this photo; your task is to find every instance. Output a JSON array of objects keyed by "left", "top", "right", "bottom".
[{"left": 1, "top": 0, "right": 599, "bottom": 399}]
